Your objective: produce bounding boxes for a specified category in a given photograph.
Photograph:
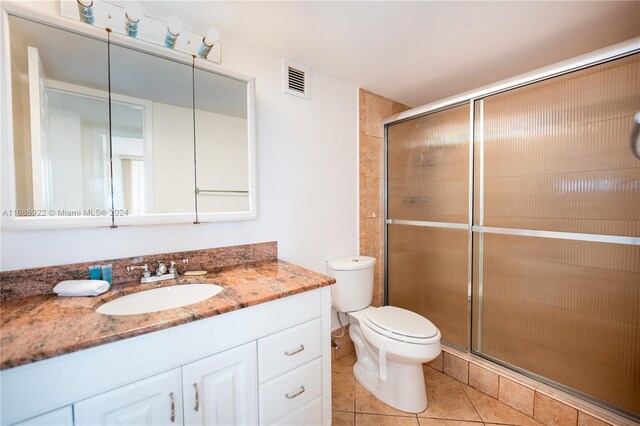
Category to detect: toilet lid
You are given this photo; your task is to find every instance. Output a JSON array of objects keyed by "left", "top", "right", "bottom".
[{"left": 364, "top": 306, "right": 439, "bottom": 340}]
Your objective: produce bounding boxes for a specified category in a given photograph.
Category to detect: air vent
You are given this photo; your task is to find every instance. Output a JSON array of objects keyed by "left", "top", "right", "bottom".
[{"left": 283, "top": 60, "right": 310, "bottom": 99}]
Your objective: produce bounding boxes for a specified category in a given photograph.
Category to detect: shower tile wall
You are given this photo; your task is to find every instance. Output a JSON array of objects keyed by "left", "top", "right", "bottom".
[{"left": 358, "top": 89, "right": 409, "bottom": 307}]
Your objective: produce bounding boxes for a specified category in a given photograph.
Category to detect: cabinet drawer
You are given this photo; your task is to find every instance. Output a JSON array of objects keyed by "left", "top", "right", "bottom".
[
  {"left": 258, "top": 318, "right": 321, "bottom": 383},
  {"left": 271, "top": 397, "right": 322, "bottom": 426},
  {"left": 259, "top": 358, "right": 322, "bottom": 425}
]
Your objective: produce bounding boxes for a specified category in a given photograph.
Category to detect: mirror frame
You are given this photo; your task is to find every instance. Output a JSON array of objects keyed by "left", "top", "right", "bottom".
[{"left": 0, "top": 2, "right": 257, "bottom": 230}]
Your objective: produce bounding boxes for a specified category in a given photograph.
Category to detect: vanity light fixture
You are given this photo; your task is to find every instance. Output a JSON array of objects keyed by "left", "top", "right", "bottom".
[
  {"left": 198, "top": 27, "right": 220, "bottom": 59},
  {"left": 124, "top": 2, "right": 143, "bottom": 38},
  {"left": 164, "top": 16, "right": 183, "bottom": 48},
  {"left": 76, "top": 0, "right": 95, "bottom": 25}
]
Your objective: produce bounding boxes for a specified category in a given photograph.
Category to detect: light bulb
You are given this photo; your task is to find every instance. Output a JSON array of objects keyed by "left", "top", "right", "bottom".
[
  {"left": 204, "top": 28, "right": 219, "bottom": 46},
  {"left": 166, "top": 16, "right": 183, "bottom": 36},
  {"left": 124, "top": 2, "right": 143, "bottom": 23},
  {"left": 198, "top": 27, "right": 219, "bottom": 58},
  {"left": 164, "top": 16, "right": 183, "bottom": 48},
  {"left": 76, "top": 0, "right": 94, "bottom": 25},
  {"left": 124, "top": 2, "right": 143, "bottom": 37}
]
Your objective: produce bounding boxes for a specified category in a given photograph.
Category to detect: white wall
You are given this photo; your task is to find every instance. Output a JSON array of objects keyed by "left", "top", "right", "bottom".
[
  {"left": 195, "top": 109, "right": 248, "bottom": 213},
  {"left": 151, "top": 102, "right": 194, "bottom": 214},
  {"left": 48, "top": 108, "right": 83, "bottom": 210},
  {"left": 1, "top": 6, "right": 359, "bottom": 277}
]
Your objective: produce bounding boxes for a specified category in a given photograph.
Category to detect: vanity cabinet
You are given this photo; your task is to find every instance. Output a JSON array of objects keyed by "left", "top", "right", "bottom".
[
  {"left": 74, "top": 369, "right": 183, "bottom": 426},
  {"left": 74, "top": 342, "right": 258, "bottom": 426},
  {"left": 1, "top": 288, "right": 332, "bottom": 426}
]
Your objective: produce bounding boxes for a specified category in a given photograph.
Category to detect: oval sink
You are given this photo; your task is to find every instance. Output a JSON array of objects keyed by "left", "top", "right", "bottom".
[{"left": 96, "top": 284, "right": 223, "bottom": 316}]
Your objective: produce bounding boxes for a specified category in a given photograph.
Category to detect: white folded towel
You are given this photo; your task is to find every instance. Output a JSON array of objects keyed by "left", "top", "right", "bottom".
[{"left": 54, "top": 280, "right": 110, "bottom": 297}]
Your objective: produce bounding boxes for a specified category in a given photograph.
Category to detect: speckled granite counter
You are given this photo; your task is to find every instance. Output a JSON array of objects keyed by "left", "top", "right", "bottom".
[{"left": 1, "top": 254, "right": 335, "bottom": 370}]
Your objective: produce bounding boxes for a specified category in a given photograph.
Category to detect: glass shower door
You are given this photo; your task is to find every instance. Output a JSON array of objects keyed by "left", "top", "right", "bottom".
[
  {"left": 386, "top": 104, "right": 471, "bottom": 348},
  {"left": 472, "top": 53, "right": 640, "bottom": 415}
]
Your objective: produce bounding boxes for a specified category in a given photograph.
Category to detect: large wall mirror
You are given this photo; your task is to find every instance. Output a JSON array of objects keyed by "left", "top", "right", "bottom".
[{"left": 1, "top": 5, "right": 256, "bottom": 229}]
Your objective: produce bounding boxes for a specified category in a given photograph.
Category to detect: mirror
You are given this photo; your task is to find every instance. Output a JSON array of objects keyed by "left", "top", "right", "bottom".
[
  {"left": 194, "top": 67, "right": 249, "bottom": 213},
  {"left": 7, "top": 15, "right": 111, "bottom": 220},
  {"left": 108, "top": 43, "right": 195, "bottom": 218},
  {"left": 3, "top": 8, "right": 255, "bottom": 228}
]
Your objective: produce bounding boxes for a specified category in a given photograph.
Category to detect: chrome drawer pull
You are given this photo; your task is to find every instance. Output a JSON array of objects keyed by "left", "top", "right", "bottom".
[
  {"left": 193, "top": 383, "right": 199, "bottom": 412},
  {"left": 285, "top": 385, "right": 305, "bottom": 399},
  {"left": 284, "top": 344, "right": 305, "bottom": 356},
  {"left": 169, "top": 392, "right": 175, "bottom": 423}
]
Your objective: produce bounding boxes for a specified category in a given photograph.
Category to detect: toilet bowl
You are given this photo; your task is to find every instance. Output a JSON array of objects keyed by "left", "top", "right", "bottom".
[{"left": 326, "top": 256, "right": 442, "bottom": 413}]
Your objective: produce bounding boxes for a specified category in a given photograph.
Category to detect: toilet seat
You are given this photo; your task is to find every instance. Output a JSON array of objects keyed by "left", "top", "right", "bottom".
[{"left": 363, "top": 306, "right": 439, "bottom": 344}]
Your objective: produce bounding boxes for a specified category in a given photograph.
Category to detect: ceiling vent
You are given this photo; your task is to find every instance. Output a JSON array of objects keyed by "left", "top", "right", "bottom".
[{"left": 283, "top": 60, "right": 310, "bottom": 99}]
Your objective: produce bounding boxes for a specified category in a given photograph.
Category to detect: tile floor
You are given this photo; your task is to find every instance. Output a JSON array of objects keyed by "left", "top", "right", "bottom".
[{"left": 332, "top": 353, "right": 544, "bottom": 426}]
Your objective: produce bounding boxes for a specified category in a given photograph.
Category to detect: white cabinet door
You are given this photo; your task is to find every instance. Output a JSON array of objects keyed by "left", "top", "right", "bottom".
[
  {"left": 74, "top": 369, "right": 182, "bottom": 426},
  {"left": 182, "top": 342, "right": 258, "bottom": 426},
  {"left": 12, "top": 406, "right": 72, "bottom": 426}
]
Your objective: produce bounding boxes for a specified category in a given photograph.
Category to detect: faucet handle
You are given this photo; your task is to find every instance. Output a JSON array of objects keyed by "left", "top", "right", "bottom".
[
  {"left": 156, "top": 261, "right": 168, "bottom": 276},
  {"left": 127, "top": 264, "right": 151, "bottom": 278}
]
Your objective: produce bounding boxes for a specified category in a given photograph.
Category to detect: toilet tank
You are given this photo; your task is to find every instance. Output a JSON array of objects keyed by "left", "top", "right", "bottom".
[{"left": 326, "top": 256, "right": 376, "bottom": 312}]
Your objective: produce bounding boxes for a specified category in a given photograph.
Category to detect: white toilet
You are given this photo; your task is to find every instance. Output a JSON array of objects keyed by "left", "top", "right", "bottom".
[{"left": 327, "top": 255, "right": 441, "bottom": 413}]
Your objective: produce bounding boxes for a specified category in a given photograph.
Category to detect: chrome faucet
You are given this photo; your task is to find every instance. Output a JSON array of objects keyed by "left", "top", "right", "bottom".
[{"left": 127, "top": 261, "right": 179, "bottom": 284}]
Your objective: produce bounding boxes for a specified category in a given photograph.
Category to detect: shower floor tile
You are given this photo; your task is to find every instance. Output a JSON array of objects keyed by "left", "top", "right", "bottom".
[{"left": 332, "top": 359, "right": 544, "bottom": 426}]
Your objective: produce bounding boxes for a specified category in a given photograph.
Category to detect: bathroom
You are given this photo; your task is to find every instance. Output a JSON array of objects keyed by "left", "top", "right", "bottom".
[{"left": 0, "top": 1, "right": 639, "bottom": 425}]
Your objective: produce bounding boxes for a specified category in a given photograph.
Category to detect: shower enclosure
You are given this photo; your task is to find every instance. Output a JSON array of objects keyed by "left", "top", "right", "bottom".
[{"left": 384, "top": 48, "right": 640, "bottom": 420}]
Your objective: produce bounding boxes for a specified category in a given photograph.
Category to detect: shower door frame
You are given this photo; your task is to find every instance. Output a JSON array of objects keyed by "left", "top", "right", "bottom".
[{"left": 382, "top": 37, "right": 640, "bottom": 419}]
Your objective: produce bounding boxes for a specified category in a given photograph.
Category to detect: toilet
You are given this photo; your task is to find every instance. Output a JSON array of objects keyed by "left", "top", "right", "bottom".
[{"left": 327, "top": 255, "right": 441, "bottom": 413}]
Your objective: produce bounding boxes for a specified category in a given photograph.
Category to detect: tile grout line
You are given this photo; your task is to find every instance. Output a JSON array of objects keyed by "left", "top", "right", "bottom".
[{"left": 460, "top": 378, "right": 486, "bottom": 424}]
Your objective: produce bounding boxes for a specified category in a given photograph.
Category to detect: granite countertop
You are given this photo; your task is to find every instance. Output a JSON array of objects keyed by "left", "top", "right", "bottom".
[{"left": 0, "top": 260, "right": 335, "bottom": 370}]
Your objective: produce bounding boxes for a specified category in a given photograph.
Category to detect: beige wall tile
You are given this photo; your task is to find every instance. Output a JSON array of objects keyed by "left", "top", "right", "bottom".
[
  {"left": 356, "top": 413, "right": 418, "bottom": 425},
  {"left": 360, "top": 135, "right": 383, "bottom": 179},
  {"left": 362, "top": 218, "right": 381, "bottom": 249},
  {"left": 359, "top": 88, "right": 367, "bottom": 136},
  {"left": 534, "top": 392, "right": 578, "bottom": 426},
  {"left": 443, "top": 352, "right": 469, "bottom": 384},
  {"left": 360, "top": 177, "right": 383, "bottom": 219},
  {"left": 468, "top": 363, "right": 499, "bottom": 399},
  {"left": 360, "top": 235, "right": 380, "bottom": 260},
  {"left": 373, "top": 257, "right": 383, "bottom": 299},
  {"left": 371, "top": 294, "right": 383, "bottom": 307},
  {"left": 427, "top": 353, "right": 443, "bottom": 372},
  {"left": 333, "top": 372, "right": 355, "bottom": 412},
  {"left": 365, "top": 92, "right": 394, "bottom": 138},
  {"left": 392, "top": 101, "right": 411, "bottom": 115},
  {"left": 498, "top": 376, "right": 535, "bottom": 417},
  {"left": 577, "top": 412, "right": 611, "bottom": 426},
  {"left": 334, "top": 411, "right": 355, "bottom": 426}
]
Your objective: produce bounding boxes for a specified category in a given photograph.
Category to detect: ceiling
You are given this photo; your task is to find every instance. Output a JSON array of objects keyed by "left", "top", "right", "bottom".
[{"left": 126, "top": 1, "right": 640, "bottom": 108}]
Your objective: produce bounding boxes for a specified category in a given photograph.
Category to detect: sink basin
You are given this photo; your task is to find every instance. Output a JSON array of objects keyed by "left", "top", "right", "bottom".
[{"left": 96, "top": 284, "right": 223, "bottom": 316}]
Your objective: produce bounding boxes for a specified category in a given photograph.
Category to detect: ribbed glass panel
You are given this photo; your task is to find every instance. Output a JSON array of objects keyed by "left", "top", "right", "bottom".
[
  {"left": 387, "top": 104, "right": 470, "bottom": 223},
  {"left": 472, "top": 234, "right": 640, "bottom": 414},
  {"left": 476, "top": 54, "right": 640, "bottom": 236},
  {"left": 388, "top": 224, "right": 468, "bottom": 348}
]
